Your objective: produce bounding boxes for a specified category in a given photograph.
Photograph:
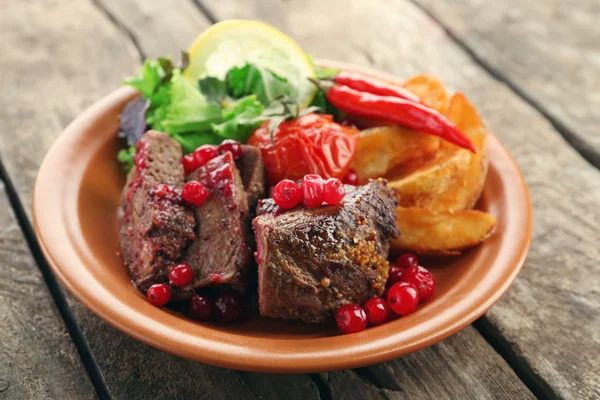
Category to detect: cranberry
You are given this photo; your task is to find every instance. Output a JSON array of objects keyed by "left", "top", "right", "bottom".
[
  {"left": 401, "top": 266, "right": 436, "bottom": 303},
  {"left": 387, "top": 282, "right": 419, "bottom": 316},
  {"left": 363, "top": 297, "right": 391, "bottom": 326},
  {"left": 169, "top": 263, "right": 194, "bottom": 287},
  {"left": 218, "top": 139, "right": 242, "bottom": 159},
  {"left": 323, "top": 178, "right": 345, "bottom": 205},
  {"left": 189, "top": 295, "right": 215, "bottom": 321},
  {"left": 302, "top": 174, "right": 325, "bottom": 208},
  {"left": 273, "top": 179, "right": 302, "bottom": 209},
  {"left": 386, "top": 264, "right": 404, "bottom": 288},
  {"left": 342, "top": 168, "right": 359, "bottom": 186},
  {"left": 182, "top": 154, "right": 197, "bottom": 174},
  {"left": 182, "top": 181, "right": 209, "bottom": 207},
  {"left": 135, "top": 155, "right": 146, "bottom": 169},
  {"left": 194, "top": 145, "right": 218, "bottom": 167},
  {"left": 396, "top": 253, "right": 418, "bottom": 269},
  {"left": 214, "top": 292, "right": 245, "bottom": 322},
  {"left": 336, "top": 304, "right": 368, "bottom": 334},
  {"left": 146, "top": 283, "right": 171, "bottom": 307}
]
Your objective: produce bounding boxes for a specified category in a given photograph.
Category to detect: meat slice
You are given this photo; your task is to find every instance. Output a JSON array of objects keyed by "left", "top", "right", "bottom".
[
  {"left": 235, "top": 144, "right": 266, "bottom": 211},
  {"left": 184, "top": 152, "right": 252, "bottom": 290},
  {"left": 253, "top": 181, "right": 399, "bottom": 323},
  {"left": 120, "top": 131, "right": 196, "bottom": 292}
]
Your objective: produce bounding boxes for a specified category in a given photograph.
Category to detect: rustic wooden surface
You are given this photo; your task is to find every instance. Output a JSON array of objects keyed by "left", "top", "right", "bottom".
[
  {"left": 0, "top": 180, "right": 95, "bottom": 399},
  {"left": 0, "top": 0, "right": 597, "bottom": 398},
  {"left": 414, "top": 0, "right": 600, "bottom": 169}
]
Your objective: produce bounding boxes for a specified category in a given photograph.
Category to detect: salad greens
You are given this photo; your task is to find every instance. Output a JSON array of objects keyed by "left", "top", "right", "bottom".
[{"left": 117, "top": 53, "right": 340, "bottom": 171}]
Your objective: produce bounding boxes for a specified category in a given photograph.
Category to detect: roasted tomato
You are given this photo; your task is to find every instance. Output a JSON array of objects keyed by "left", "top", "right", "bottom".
[{"left": 248, "top": 114, "right": 359, "bottom": 185}]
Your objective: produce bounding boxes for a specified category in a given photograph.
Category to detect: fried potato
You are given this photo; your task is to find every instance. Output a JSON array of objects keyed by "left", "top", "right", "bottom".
[
  {"left": 351, "top": 126, "right": 440, "bottom": 182},
  {"left": 402, "top": 75, "right": 450, "bottom": 114},
  {"left": 391, "top": 207, "right": 496, "bottom": 255},
  {"left": 388, "top": 93, "right": 489, "bottom": 211}
]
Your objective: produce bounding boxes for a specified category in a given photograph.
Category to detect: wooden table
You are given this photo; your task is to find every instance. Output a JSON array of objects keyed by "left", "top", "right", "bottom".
[{"left": 1, "top": 1, "right": 598, "bottom": 399}]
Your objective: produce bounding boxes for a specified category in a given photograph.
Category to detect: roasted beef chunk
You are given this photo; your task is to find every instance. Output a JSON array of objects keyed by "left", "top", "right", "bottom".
[
  {"left": 184, "top": 152, "right": 253, "bottom": 290},
  {"left": 236, "top": 145, "right": 266, "bottom": 211},
  {"left": 253, "top": 181, "right": 399, "bottom": 323},
  {"left": 120, "top": 131, "right": 196, "bottom": 292}
]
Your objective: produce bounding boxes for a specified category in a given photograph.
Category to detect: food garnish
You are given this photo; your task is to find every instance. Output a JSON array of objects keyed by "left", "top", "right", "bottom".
[
  {"left": 336, "top": 304, "right": 368, "bottom": 334},
  {"left": 249, "top": 114, "right": 359, "bottom": 185},
  {"left": 387, "top": 282, "right": 420, "bottom": 316},
  {"left": 363, "top": 297, "right": 391, "bottom": 326},
  {"left": 315, "top": 81, "right": 476, "bottom": 152},
  {"left": 169, "top": 263, "right": 194, "bottom": 287},
  {"left": 333, "top": 71, "right": 421, "bottom": 103},
  {"left": 147, "top": 283, "right": 172, "bottom": 307},
  {"left": 272, "top": 179, "right": 302, "bottom": 209}
]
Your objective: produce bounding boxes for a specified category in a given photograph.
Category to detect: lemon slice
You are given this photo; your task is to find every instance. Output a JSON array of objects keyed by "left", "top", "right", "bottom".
[{"left": 185, "top": 20, "right": 316, "bottom": 107}]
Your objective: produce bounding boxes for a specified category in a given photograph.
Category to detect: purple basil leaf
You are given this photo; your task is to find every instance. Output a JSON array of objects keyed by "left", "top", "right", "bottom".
[{"left": 118, "top": 97, "right": 149, "bottom": 146}]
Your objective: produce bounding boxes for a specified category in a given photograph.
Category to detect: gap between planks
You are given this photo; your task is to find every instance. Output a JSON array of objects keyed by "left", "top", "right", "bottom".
[
  {"left": 0, "top": 160, "right": 112, "bottom": 400},
  {"left": 407, "top": 0, "right": 600, "bottom": 171}
]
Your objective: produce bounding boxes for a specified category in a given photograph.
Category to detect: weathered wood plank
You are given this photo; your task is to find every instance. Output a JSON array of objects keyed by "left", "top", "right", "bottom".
[
  {"left": 0, "top": 181, "right": 96, "bottom": 399},
  {"left": 413, "top": 0, "right": 600, "bottom": 168},
  {"left": 199, "top": 0, "right": 600, "bottom": 398},
  {"left": 0, "top": 1, "right": 313, "bottom": 399}
]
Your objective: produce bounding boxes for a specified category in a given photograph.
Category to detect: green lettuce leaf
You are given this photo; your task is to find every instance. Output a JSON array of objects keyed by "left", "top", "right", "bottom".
[
  {"left": 226, "top": 64, "right": 297, "bottom": 106},
  {"left": 123, "top": 58, "right": 170, "bottom": 99},
  {"left": 117, "top": 145, "right": 136, "bottom": 172},
  {"left": 212, "top": 95, "right": 267, "bottom": 142},
  {"left": 198, "top": 76, "right": 228, "bottom": 104},
  {"left": 150, "top": 70, "right": 222, "bottom": 135},
  {"left": 172, "top": 131, "right": 221, "bottom": 154}
]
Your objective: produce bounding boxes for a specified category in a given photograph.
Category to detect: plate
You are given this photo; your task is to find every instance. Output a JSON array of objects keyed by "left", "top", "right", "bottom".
[{"left": 33, "top": 61, "right": 532, "bottom": 373}]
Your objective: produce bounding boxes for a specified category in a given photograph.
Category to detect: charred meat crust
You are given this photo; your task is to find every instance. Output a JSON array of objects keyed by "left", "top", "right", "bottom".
[
  {"left": 120, "top": 131, "right": 196, "bottom": 292},
  {"left": 183, "top": 152, "right": 253, "bottom": 292},
  {"left": 253, "top": 181, "right": 399, "bottom": 323}
]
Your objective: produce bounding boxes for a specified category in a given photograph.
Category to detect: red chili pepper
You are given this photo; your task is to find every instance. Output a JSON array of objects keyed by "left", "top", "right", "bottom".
[
  {"left": 334, "top": 71, "right": 422, "bottom": 104},
  {"left": 325, "top": 85, "right": 476, "bottom": 153}
]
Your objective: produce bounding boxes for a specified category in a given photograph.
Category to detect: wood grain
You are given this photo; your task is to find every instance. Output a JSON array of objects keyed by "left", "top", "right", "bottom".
[
  {"left": 413, "top": 0, "right": 600, "bottom": 168},
  {"left": 0, "top": 182, "right": 95, "bottom": 399},
  {"left": 198, "top": 0, "right": 600, "bottom": 398},
  {"left": 0, "top": 0, "right": 536, "bottom": 398}
]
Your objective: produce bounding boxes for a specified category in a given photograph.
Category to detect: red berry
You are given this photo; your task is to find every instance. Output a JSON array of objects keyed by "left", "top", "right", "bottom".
[
  {"left": 387, "top": 265, "right": 404, "bottom": 288},
  {"left": 146, "top": 283, "right": 171, "bottom": 307},
  {"left": 182, "top": 154, "right": 197, "bottom": 174},
  {"left": 323, "top": 178, "right": 345, "bottom": 205},
  {"left": 396, "top": 253, "right": 418, "bottom": 269},
  {"left": 214, "top": 292, "right": 245, "bottom": 322},
  {"left": 363, "top": 297, "right": 391, "bottom": 326},
  {"left": 400, "top": 266, "right": 436, "bottom": 303},
  {"left": 189, "top": 295, "right": 215, "bottom": 321},
  {"left": 387, "top": 282, "right": 419, "bottom": 316},
  {"left": 336, "top": 304, "right": 368, "bottom": 334},
  {"left": 342, "top": 168, "right": 359, "bottom": 185},
  {"left": 169, "top": 263, "right": 194, "bottom": 287},
  {"left": 218, "top": 139, "right": 242, "bottom": 159},
  {"left": 182, "top": 181, "right": 209, "bottom": 207},
  {"left": 272, "top": 179, "right": 302, "bottom": 209},
  {"left": 302, "top": 174, "right": 325, "bottom": 208},
  {"left": 194, "top": 145, "right": 218, "bottom": 167}
]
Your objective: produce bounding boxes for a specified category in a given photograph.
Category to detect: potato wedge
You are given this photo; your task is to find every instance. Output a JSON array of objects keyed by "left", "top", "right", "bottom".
[
  {"left": 392, "top": 207, "right": 496, "bottom": 255},
  {"left": 351, "top": 126, "right": 440, "bottom": 182},
  {"left": 402, "top": 75, "right": 450, "bottom": 115},
  {"left": 388, "top": 93, "right": 489, "bottom": 211}
]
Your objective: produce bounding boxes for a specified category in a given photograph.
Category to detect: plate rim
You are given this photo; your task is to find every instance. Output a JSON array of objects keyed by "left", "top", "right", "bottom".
[{"left": 32, "top": 60, "right": 533, "bottom": 373}]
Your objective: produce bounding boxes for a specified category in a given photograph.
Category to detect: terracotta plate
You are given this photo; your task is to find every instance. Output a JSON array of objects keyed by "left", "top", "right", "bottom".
[{"left": 33, "top": 61, "right": 532, "bottom": 373}]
